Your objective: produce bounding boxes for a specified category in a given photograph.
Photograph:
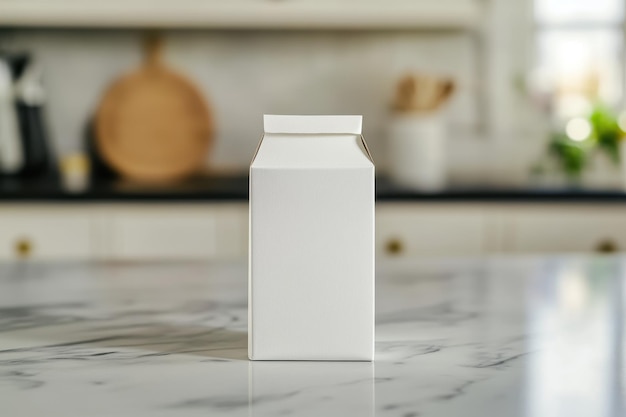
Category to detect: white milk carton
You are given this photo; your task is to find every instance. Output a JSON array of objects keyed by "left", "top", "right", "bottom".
[{"left": 249, "top": 115, "right": 375, "bottom": 361}]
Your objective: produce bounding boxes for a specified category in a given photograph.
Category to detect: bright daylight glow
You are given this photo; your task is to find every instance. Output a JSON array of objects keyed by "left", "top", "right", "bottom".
[{"left": 565, "top": 117, "right": 591, "bottom": 141}]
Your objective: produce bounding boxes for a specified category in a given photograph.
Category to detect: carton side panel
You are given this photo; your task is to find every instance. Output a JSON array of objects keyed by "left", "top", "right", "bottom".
[{"left": 249, "top": 167, "right": 374, "bottom": 360}]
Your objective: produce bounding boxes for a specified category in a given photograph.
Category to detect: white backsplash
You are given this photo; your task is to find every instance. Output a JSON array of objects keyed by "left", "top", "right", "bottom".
[
  {"left": 2, "top": 17, "right": 564, "bottom": 187},
  {"left": 1, "top": 29, "right": 478, "bottom": 169}
]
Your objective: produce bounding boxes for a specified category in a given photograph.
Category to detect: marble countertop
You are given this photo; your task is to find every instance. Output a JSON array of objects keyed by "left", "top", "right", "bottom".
[{"left": 0, "top": 257, "right": 623, "bottom": 416}]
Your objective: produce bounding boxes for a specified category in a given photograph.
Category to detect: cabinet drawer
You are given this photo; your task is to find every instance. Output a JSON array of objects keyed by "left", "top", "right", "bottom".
[
  {"left": 377, "top": 204, "right": 487, "bottom": 258},
  {"left": 110, "top": 212, "right": 217, "bottom": 260},
  {"left": 507, "top": 207, "right": 626, "bottom": 253},
  {"left": 0, "top": 212, "right": 93, "bottom": 260}
]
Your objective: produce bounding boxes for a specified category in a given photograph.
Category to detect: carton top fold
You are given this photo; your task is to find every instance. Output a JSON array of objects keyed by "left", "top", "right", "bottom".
[
  {"left": 252, "top": 115, "right": 373, "bottom": 169},
  {"left": 264, "top": 115, "right": 362, "bottom": 135}
]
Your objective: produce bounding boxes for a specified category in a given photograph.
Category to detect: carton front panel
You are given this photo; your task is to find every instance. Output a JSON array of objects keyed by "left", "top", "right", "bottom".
[{"left": 250, "top": 168, "right": 374, "bottom": 360}]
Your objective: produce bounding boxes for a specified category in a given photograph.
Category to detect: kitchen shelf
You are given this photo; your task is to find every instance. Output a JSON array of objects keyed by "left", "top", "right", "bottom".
[{"left": 0, "top": 0, "right": 480, "bottom": 30}]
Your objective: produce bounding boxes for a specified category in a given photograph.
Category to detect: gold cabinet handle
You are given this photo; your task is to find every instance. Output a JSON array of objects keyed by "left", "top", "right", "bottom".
[
  {"left": 595, "top": 238, "right": 618, "bottom": 254},
  {"left": 14, "top": 238, "right": 33, "bottom": 259},
  {"left": 385, "top": 238, "right": 405, "bottom": 256}
]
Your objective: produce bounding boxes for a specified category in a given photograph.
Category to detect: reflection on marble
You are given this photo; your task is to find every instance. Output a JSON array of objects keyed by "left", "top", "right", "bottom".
[{"left": 0, "top": 257, "right": 623, "bottom": 416}]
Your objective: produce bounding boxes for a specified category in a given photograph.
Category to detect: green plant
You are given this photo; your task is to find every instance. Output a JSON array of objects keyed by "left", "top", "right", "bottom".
[
  {"left": 538, "top": 103, "right": 624, "bottom": 181},
  {"left": 589, "top": 104, "right": 621, "bottom": 163},
  {"left": 547, "top": 132, "right": 589, "bottom": 180}
]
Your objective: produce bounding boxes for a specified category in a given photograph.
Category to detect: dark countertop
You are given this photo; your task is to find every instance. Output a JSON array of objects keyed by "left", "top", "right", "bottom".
[{"left": 2, "top": 174, "right": 626, "bottom": 203}]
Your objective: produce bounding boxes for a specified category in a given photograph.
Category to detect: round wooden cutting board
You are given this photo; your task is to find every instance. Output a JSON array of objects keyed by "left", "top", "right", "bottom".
[{"left": 95, "top": 36, "right": 213, "bottom": 182}]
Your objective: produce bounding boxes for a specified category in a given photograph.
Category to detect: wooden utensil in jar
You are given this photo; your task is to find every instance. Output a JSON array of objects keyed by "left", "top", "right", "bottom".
[
  {"left": 392, "top": 74, "right": 455, "bottom": 113},
  {"left": 95, "top": 34, "right": 213, "bottom": 182}
]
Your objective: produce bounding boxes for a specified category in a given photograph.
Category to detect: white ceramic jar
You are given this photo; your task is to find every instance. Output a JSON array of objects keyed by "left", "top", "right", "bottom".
[{"left": 387, "top": 113, "right": 446, "bottom": 191}]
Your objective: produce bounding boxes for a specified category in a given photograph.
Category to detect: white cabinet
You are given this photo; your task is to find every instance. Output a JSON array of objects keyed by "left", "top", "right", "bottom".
[
  {"left": 0, "top": 204, "right": 248, "bottom": 261},
  {"left": 376, "top": 203, "right": 626, "bottom": 258},
  {"left": 0, "top": 208, "right": 94, "bottom": 261},
  {"left": 1, "top": 202, "right": 626, "bottom": 262},
  {"left": 107, "top": 205, "right": 246, "bottom": 261},
  {"left": 503, "top": 206, "right": 626, "bottom": 254},
  {"left": 376, "top": 204, "right": 489, "bottom": 258},
  {"left": 110, "top": 210, "right": 217, "bottom": 261}
]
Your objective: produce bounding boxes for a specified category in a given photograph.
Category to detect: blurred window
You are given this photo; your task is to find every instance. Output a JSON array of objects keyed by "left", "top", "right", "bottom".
[
  {"left": 536, "top": 0, "right": 623, "bottom": 24},
  {"left": 534, "top": 0, "right": 624, "bottom": 119}
]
